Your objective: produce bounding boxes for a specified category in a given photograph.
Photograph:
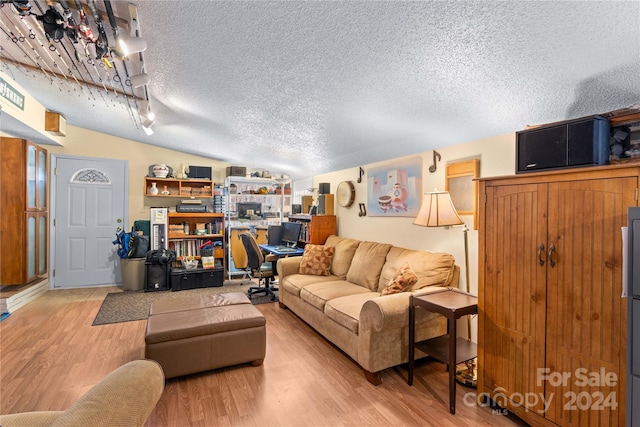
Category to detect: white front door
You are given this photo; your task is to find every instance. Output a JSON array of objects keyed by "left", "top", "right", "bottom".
[{"left": 52, "top": 156, "right": 128, "bottom": 288}]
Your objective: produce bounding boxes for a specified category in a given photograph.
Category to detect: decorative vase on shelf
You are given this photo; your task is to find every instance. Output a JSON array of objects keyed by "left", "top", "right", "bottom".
[
  {"left": 152, "top": 164, "right": 170, "bottom": 178},
  {"left": 161, "top": 185, "right": 170, "bottom": 195},
  {"left": 149, "top": 182, "right": 159, "bottom": 195}
]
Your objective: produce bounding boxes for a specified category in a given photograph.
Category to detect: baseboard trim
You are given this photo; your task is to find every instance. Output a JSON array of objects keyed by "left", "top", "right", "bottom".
[{"left": 0, "top": 279, "right": 49, "bottom": 314}]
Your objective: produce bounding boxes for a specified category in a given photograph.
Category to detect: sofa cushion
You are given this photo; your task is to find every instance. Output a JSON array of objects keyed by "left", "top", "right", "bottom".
[
  {"left": 298, "top": 244, "right": 335, "bottom": 276},
  {"left": 377, "top": 247, "right": 456, "bottom": 293},
  {"left": 346, "top": 241, "right": 393, "bottom": 291},
  {"left": 300, "top": 281, "right": 372, "bottom": 311},
  {"left": 325, "top": 235, "right": 361, "bottom": 279},
  {"left": 381, "top": 262, "right": 418, "bottom": 295},
  {"left": 324, "top": 292, "right": 380, "bottom": 334},
  {"left": 281, "top": 273, "right": 340, "bottom": 297}
]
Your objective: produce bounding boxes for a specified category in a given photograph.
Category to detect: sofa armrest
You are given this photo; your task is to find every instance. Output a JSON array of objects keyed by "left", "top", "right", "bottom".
[
  {"left": 277, "top": 256, "right": 303, "bottom": 279},
  {"left": 360, "top": 286, "right": 448, "bottom": 333},
  {"left": 360, "top": 292, "right": 411, "bottom": 333},
  {"left": 0, "top": 411, "right": 62, "bottom": 426}
]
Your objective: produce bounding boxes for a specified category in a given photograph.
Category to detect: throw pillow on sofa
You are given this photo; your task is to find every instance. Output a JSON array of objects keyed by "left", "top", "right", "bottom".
[
  {"left": 298, "top": 244, "right": 335, "bottom": 276},
  {"left": 381, "top": 262, "right": 418, "bottom": 295}
]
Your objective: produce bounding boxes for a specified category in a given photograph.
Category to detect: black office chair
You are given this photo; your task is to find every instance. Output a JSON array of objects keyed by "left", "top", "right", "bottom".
[{"left": 240, "top": 232, "right": 277, "bottom": 301}]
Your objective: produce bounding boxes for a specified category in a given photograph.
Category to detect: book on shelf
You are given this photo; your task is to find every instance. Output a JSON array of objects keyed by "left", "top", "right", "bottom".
[{"left": 169, "top": 238, "right": 219, "bottom": 258}]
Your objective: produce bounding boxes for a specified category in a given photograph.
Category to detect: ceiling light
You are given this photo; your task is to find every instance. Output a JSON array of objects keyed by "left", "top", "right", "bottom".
[
  {"left": 129, "top": 73, "right": 150, "bottom": 88},
  {"left": 118, "top": 37, "right": 147, "bottom": 56},
  {"left": 139, "top": 104, "right": 155, "bottom": 121},
  {"left": 142, "top": 118, "right": 154, "bottom": 136},
  {"left": 142, "top": 118, "right": 155, "bottom": 129},
  {"left": 142, "top": 111, "right": 156, "bottom": 121}
]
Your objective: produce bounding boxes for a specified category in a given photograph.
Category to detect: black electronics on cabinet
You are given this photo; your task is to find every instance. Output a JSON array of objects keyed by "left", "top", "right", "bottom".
[
  {"left": 515, "top": 115, "right": 609, "bottom": 173},
  {"left": 319, "top": 183, "right": 330, "bottom": 194},
  {"left": 188, "top": 166, "right": 212, "bottom": 180}
]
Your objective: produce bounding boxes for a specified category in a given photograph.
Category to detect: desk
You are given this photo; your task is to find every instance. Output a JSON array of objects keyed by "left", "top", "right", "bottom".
[
  {"left": 259, "top": 245, "right": 305, "bottom": 257},
  {"left": 408, "top": 288, "right": 477, "bottom": 415},
  {"left": 258, "top": 245, "right": 304, "bottom": 285}
]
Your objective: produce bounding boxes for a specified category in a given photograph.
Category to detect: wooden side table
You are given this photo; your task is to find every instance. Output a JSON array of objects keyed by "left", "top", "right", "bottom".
[{"left": 408, "top": 288, "right": 478, "bottom": 414}]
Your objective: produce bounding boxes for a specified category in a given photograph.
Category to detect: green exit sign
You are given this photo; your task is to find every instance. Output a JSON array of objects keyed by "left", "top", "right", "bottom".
[{"left": 0, "top": 76, "right": 25, "bottom": 110}]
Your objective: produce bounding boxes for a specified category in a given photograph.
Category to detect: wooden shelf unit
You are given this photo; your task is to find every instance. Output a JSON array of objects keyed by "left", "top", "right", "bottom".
[
  {"left": 288, "top": 214, "right": 336, "bottom": 245},
  {"left": 144, "top": 177, "right": 213, "bottom": 198},
  {"left": 166, "top": 213, "right": 225, "bottom": 270}
]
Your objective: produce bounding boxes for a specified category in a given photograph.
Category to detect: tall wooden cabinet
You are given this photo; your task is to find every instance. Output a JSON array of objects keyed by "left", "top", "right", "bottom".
[
  {"left": 288, "top": 214, "right": 337, "bottom": 245},
  {"left": 478, "top": 165, "right": 637, "bottom": 427},
  {"left": 0, "top": 137, "right": 48, "bottom": 285}
]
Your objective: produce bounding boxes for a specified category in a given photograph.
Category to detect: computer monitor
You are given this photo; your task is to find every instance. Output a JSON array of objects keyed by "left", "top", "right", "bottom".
[
  {"left": 237, "top": 202, "right": 262, "bottom": 220},
  {"left": 281, "top": 221, "right": 302, "bottom": 247},
  {"left": 267, "top": 225, "right": 283, "bottom": 246}
]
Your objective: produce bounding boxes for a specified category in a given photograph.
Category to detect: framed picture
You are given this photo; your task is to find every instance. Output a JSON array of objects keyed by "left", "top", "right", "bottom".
[
  {"left": 445, "top": 159, "right": 479, "bottom": 227},
  {"left": 367, "top": 156, "right": 422, "bottom": 217}
]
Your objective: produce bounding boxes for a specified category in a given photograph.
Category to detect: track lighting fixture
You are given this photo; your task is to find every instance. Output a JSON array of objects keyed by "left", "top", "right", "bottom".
[
  {"left": 142, "top": 117, "right": 155, "bottom": 136},
  {"left": 118, "top": 37, "right": 147, "bottom": 56},
  {"left": 129, "top": 73, "right": 150, "bottom": 88}
]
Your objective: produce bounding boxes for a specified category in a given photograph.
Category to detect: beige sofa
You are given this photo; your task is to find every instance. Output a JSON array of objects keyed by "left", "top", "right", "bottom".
[
  {"left": 0, "top": 360, "right": 164, "bottom": 427},
  {"left": 277, "top": 235, "right": 459, "bottom": 385}
]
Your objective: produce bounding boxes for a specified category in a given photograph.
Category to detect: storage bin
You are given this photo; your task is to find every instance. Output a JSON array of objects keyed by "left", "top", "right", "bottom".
[
  {"left": 120, "top": 258, "right": 146, "bottom": 291},
  {"left": 170, "top": 267, "right": 224, "bottom": 291}
]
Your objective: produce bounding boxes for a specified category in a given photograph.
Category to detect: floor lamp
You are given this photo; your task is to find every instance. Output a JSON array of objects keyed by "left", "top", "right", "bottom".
[{"left": 413, "top": 190, "right": 477, "bottom": 387}]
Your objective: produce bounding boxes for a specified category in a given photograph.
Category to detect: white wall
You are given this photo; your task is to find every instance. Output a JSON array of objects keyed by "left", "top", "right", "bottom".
[{"left": 313, "top": 132, "right": 515, "bottom": 341}]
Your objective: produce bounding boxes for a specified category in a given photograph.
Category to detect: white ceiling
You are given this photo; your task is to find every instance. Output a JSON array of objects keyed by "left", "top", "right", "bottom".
[{"left": 2, "top": 1, "right": 639, "bottom": 179}]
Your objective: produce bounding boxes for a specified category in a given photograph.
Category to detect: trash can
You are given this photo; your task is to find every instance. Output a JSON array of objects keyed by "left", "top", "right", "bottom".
[{"left": 120, "top": 258, "right": 146, "bottom": 291}]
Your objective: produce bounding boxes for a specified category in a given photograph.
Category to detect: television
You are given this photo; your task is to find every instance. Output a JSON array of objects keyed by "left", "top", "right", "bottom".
[
  {"left": 281, "top": 221, "right": 302, "bottom": 247},
  {"left": 237, "top": 202, "right": 262, "bottom": 220}
]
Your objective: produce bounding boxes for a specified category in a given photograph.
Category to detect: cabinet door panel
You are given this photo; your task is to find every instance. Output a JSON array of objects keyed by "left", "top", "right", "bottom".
[
  {"left": 27, "top": 144, "right": 37, "bottom": 209},
  {"left": 484, "top": 183, "right": 547, "bottom": 413},
  {"left": 545, "top": 177, "right": 635, "bottom": 426},
  {"left": 38, "top": 212, "right": 47, "bottom": 275},
  {"left": 26, "top": 212, "right": 37, "bottom": 280},
  {"left": 37, "top": 148, "right": 47, "bottom": 209}
]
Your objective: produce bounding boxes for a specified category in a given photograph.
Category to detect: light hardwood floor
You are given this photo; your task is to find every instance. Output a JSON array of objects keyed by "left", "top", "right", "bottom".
[{"left": 0, "top": 287, "right": 528, "bottom": 426}]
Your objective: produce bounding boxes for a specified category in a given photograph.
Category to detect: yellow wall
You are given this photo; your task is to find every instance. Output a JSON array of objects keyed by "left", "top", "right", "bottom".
[
  {"left": 46, "top": 125, "right": 228, "bottom": 228},
  {"left": 312, "top": 132, "right": 516, "bottom": 341}
]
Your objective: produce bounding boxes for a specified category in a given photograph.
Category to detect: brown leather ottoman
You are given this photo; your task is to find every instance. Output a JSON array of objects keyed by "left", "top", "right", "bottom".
[{"left": 145, "top": 292, "right": 266, "bottom": 379}]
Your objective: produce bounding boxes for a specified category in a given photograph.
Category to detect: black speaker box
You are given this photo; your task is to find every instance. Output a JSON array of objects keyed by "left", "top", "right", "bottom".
[
  {"left": 516, "top": 115, "right": 609, "bottom": 173},
  {"left": 144, "top": 249, "right": 175, "bottom": 292},
  {"left": 319, "top": 183, "right": 330, "bottom": 194},
  {"left": 188, "top": 166, "right": 212, "bottom": 179},
  {"left": 145, "top": 263, "right": 170, "bottom": 292}
]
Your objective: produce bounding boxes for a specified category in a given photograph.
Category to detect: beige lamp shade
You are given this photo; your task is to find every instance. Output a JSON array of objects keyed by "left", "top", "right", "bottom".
[{"left": 413, "top": 190, "right": 463, "bottom": 227}]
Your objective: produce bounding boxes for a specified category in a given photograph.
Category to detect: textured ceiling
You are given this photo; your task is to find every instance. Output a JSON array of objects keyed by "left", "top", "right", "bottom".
[{"left": 2, "top": 1, "right": 639, "bottom": 179}]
